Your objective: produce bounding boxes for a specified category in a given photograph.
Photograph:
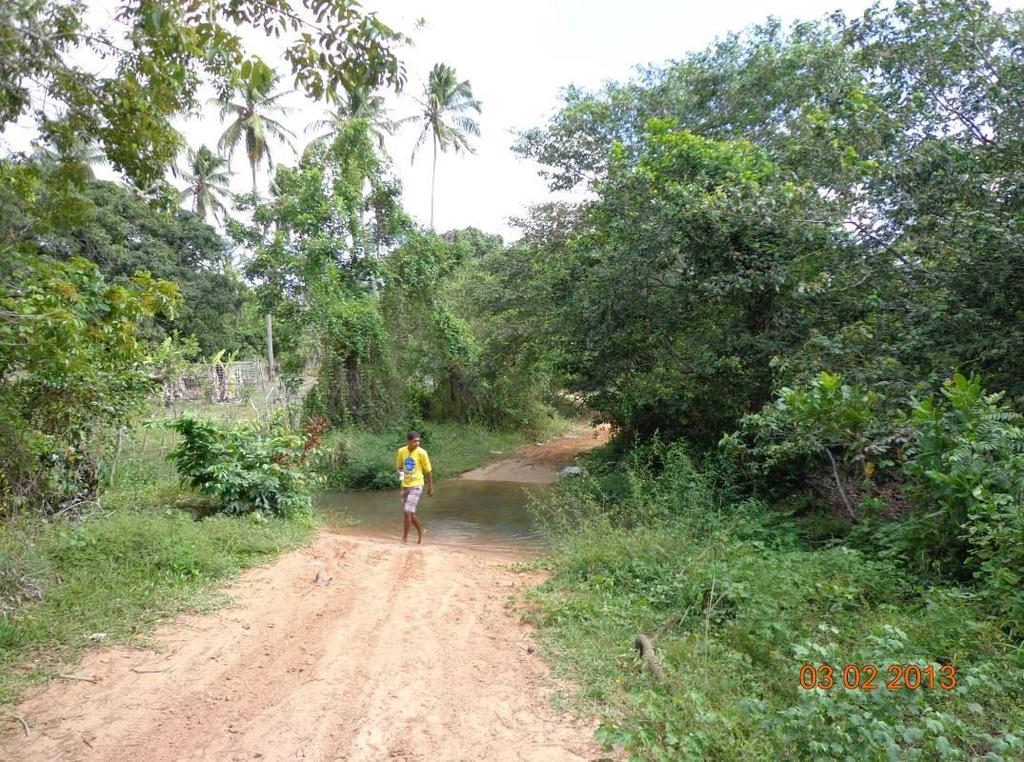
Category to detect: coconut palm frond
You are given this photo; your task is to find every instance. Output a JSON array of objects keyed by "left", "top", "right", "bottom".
[
  {"left": 214, "top": 69, "right": 296, "bottom": 193},
  {"left": 403, "top": 62, "right": 482, "bottom": 228}
]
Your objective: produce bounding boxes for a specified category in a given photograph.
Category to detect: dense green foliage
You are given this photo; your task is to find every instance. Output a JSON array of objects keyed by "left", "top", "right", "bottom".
[
  {"left": 514, "top": 0, "right": 1024, "bottom": 436},
  {"left": 238, "top": 113, "right": 556, "bottom": 434},
  {"left": 0, "top": 0, "right": 423, "bottom": 517},
  {"left": 511, "top": 1, "right": 1024, "bottom": 758},
  {"left": 167, "top": 417, "right": 314, "bottom": 517},
  {"left": 36, "top": 178, "right": 258, "bottom": 355},
  {"left": 506, "top": 0, "right": 1024, "bottom": 582},
  {"left": 0, "top": 252, "right": 179, "bottom": 515}
]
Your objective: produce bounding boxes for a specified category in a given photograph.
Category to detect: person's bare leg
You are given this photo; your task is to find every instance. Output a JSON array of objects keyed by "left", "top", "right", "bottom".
[
  {"left": 402, "top": 512, "right": 411, "bottom": 543},
  {"left": 411, "top": 514, "right": 424, "bottom": 544}
]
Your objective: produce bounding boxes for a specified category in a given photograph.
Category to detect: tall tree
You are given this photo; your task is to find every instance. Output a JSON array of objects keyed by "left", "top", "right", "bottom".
[
  {"left": 306, "top": 86, "right": 396, "bottom": 151},
  {"left": 179, "top": 146, "right": 232, "bottom": 223},
  {"left": 213, "top": 66, "right": 296, "bottom": 194},
  {"left": 403, "top": 63, "right": 481, "bottom": 228}
]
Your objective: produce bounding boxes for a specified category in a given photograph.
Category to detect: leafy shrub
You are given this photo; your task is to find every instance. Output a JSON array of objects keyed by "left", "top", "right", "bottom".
[
  {"left": 0, "top": 253, "right": 179, "bottom": 516},
  {"left": 721, "top": 371, "right": 898, "bottom": 518},
  {"left": 331, "top": 454, "right": 397, "bottom": 490},
  {"left": 902, "top": 374, "right": 1024, "bottom": 634},
  {"left": 167, "top": 417, "right": 314, "bottom": 517},
  {"left": 727, "top": 372, "right": 1024, "bottom": 636}
]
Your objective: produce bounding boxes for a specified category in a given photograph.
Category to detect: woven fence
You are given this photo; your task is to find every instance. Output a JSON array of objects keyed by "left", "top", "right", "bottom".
[{"left": 163, "top": 361, "right": 273, "bottom": 403}]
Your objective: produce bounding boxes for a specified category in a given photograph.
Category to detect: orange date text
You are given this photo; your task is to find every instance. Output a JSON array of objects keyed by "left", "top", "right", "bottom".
[{"left": 798, "top": 663, "right": 956, "bottom": 691}]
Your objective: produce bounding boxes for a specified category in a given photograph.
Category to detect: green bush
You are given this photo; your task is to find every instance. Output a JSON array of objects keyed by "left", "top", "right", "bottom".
[
  {"left": 167, "top": 417, "right": 314, "bottom": 517},
  {"left": 726, "top": 372, "right": 1024, "bottom": 637},
  {"left": 0, "top": 253, "right": 179, "bottom": 516},
  {"left": 902, "top": 374, "right": 1024, "bottom": 635}
]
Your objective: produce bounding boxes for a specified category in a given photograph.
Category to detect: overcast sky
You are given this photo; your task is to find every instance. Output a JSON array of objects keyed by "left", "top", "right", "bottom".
[{"left": 6, "top": 1, "right": 1024, "bottom": 240}]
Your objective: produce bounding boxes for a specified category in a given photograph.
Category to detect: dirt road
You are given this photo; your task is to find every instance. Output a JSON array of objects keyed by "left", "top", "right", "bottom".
[
  {"left": 460, "top": 423, "right": 610, "bottom": 484},
  {"left": 3, "top": 427, "right": 612, "bottom": 762}
]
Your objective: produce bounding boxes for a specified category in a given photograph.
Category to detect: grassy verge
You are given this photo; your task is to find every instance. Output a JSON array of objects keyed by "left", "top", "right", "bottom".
[
  {"left": 0, "top": 497, "right": 313, "bottom": 707},
  {"left": 317, "top": 416, "right": 576, "bottom": 490},
  {"left": 525, "top": 443, "right": 1024, "bottom": 760},
  {"left": 0, "top": 401, "right": 315, "bottom": 709}
]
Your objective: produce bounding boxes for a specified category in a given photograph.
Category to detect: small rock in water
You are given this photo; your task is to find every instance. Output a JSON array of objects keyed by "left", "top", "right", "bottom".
[
  {"left": 559, "top": 466, "right": 583, "bottom": 476},
  {"left": 313, "top": 571, "right": 333, "bottom": 587}
]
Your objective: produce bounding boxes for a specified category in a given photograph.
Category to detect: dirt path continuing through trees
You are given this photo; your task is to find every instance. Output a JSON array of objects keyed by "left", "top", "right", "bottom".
[
  {"left": 460, "top": 423, "right": 610, "bottom": 483},
  {"left": 3, "top": 425, "right": 612, "bottom": 762}
]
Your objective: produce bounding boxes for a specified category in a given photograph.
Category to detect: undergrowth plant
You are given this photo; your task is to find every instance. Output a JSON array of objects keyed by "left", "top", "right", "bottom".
[
  {"left": 167, "top": 417, "right": 315, "bottom": 517},
  {"left": 904, "top": 374, "right": 1024, "bottom": 635},
  {"left": 527, "top": 449, "right": 1024, "bottom": 760}
]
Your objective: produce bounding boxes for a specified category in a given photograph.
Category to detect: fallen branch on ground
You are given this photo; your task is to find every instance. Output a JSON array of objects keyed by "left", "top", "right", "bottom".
[
  {"left": 57, "top": 673, "right": 97, "bottom": 683},
  {"left": 12, "top": 714, "right": 29, "bottom": 737}
]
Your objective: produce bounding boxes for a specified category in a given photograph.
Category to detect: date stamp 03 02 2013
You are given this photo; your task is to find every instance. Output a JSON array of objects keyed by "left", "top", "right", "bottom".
[{"left": 799, "top": 663, "right": 957, "bottom": 691}]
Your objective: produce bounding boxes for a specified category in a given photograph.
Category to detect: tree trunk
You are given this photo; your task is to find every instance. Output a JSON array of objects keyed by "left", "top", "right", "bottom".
[
  {"left": 266, "top": 312, "right": 275, "bottom": 378},
  {"left": 251, "top": 161, "right": 257, "bottom": 195},
  {"left": 430, "top": 132, "right": 438, "bottom": 230}
]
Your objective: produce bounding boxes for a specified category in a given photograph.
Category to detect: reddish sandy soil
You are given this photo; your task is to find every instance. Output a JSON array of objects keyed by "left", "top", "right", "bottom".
[
  {"left": 2, "top": 427, "right": 616, "bottom": 762},
  {"left": 460, "top": 424, "right": 611, "bottom": 484}
]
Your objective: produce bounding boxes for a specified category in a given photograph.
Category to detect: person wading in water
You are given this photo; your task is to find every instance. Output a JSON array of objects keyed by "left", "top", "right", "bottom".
[{"left": 395, "top": 431, "right": 433, "bottom": 543}]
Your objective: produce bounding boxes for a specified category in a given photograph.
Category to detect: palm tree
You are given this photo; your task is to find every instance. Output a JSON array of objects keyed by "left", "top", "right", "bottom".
[
  {"left": 32, "top": 138, "right": 106, "bottom": 177},
  {"left": 212, "top": 71, "right": 295, "bottom": 194},
  {"left": 178, "top": 145, "right": 232, "bottom": 222},
  {"left": 402, "top": 63, "right": 481, "bottom": 229},
  {"left": 306, "top": 86, "right": 396, "bottom": 152}
]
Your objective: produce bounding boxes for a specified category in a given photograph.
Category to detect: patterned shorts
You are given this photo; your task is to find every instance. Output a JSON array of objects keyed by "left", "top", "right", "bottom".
[{"left": 401, "top": 486, "right": 423, "bottom": 513}]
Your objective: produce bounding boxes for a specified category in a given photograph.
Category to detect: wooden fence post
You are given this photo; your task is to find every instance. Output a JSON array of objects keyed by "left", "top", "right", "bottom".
[{"left": 266, "top": 313, "right": 275, "bottom": 378}]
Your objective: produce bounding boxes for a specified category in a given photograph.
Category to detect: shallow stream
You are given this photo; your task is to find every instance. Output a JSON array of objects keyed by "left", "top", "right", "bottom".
[{"left": 317, "top": 479, "right": 550, "bottom": 556}]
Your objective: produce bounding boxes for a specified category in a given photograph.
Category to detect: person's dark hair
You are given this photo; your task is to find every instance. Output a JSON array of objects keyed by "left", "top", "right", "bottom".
[{"left": 406, "top": 431, "right": 421, "bottom": 440}]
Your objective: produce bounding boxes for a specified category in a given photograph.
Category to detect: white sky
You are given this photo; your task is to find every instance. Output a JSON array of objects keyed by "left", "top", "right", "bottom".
[{"left": 6, "top": 0, "right": 1024, "bottom": 240}]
